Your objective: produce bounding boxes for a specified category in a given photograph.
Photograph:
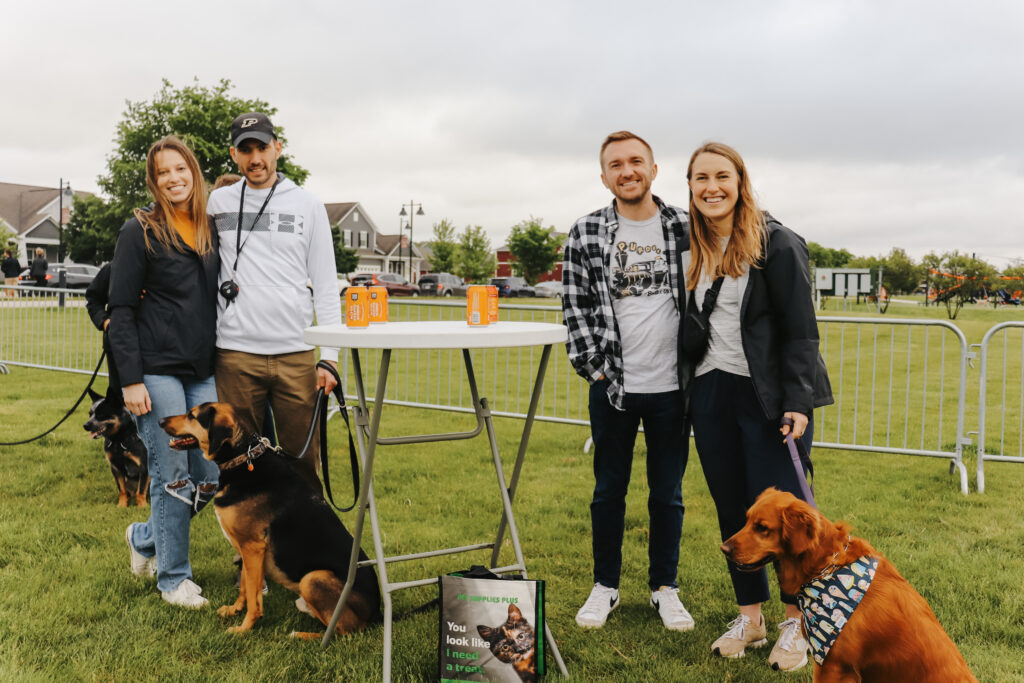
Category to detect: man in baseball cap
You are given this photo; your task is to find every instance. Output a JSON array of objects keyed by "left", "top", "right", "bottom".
[
  {"left": 230, "top": 112, "right": 276, "bottom": 147},
  {"left": 208, "top": 112, "right": 341, "bottom": 493}
]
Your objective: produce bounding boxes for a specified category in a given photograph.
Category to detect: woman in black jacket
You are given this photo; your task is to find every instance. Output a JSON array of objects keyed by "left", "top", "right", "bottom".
[
  {"left": 682, "top": 142, "right": 832, "bottom": 673},
  {"left": 109, "top": 135, "right": 220, "bottom": 609}
]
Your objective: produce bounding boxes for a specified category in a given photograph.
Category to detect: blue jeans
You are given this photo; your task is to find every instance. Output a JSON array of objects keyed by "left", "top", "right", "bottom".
[
  {"left": 127, "top": 374, "right": 219, "bottom": 593},
  {"left": 588, "top": 380, "right": 687, "bottom": 590}
]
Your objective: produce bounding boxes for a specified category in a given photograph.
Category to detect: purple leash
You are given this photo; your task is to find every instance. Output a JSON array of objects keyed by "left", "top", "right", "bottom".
[{"left": 781, "top": 416, "right": 817, "bottom": 508}]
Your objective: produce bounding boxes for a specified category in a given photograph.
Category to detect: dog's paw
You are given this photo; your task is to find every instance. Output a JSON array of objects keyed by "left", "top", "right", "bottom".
[
  {"left": 217, "top": 605, "right": 242, "bottom": 618},
  {"left": 226, "top": 625, "right": 250, "bottom": 634}
]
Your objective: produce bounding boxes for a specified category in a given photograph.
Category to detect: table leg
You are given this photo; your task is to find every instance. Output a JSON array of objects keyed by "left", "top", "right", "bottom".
[
  {"left": 322, "top": 351, "right": 391, "bottom": 661},
  {"left": 465, "top": 346, "right": 570, "bottom": 678}
]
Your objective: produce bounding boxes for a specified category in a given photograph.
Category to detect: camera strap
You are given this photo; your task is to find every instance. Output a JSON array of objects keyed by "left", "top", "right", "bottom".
[{"left": 232, "top": 176, "right": 280, "bottom": 281}]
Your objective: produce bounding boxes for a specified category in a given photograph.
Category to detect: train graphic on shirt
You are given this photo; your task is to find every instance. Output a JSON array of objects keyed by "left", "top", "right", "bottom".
[{"left": 611, "top": 241, "right": 669, "bottom": 299}]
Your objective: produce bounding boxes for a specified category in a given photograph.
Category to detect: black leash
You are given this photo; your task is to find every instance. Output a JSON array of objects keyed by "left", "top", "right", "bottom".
[
  {"left": 0, "top": 351, "right": 107, "bottom": 446},
  {"left": 293, "top": 360, "right": 360, "bottom": 512}
]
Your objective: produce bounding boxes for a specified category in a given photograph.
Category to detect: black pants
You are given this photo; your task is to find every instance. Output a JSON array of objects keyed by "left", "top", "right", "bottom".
[
  {"left": 588, "top": 380, "right": 687, "bottom": 590},
  {"left": 691, "top": 370, "right": 814, "bottom": 606}
]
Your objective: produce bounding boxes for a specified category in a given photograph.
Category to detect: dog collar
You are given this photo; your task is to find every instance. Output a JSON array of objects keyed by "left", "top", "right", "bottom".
[
  {"left": 220, "top": 436, "right": 276, "bottom": 472},
  {"left": 798, "top": 554, "right": 879, "bottom": 665}
]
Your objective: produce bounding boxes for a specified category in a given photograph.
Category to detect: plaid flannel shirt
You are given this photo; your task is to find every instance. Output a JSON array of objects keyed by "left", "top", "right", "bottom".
[{"left": 561, "top": 195, "right": 689, "bottom": 411}]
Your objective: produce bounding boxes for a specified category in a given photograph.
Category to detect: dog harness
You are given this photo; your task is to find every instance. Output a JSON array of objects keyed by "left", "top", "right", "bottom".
[{"left": 798, "top": 554, "right": 879, "bottom": 665}]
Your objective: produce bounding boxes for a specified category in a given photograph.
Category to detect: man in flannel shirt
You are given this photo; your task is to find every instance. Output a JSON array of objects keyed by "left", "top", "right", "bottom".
[{"left": 562, "top": 131, "right": 693, "bottom": 632}]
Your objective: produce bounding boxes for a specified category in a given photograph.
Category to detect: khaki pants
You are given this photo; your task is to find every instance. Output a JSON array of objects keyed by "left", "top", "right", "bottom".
[
  {"left": 215, "top": 348, "right": 322, "bottom": 494},
  {"left": 3, "top": 277, "right": 17, "bottom": 297}
]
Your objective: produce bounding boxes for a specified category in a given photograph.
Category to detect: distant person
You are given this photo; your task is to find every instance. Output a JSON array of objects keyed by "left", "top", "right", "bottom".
[
  {"left": 207, "top": 112, "right": 341, "bottom": 493},
  {"left": 562, "top": 131, "right": 693, "bottom": 632},
  {"left": 2, "top": 248, "right": 20, "bottom": 297},
  {"left": 108, "top": 135, "right": 221, "bottom": 609},
  {"left": 30, "top": 248, "right": 48, "bottom": 289},
  {"left": 212, "top": 173, "right": 242, "bottom": 190},
  {"left": 682, "top": 142, "right": 832, "bottom": 672}
]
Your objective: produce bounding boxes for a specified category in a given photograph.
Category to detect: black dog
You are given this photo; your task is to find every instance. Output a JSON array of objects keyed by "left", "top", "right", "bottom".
[
  {"left": 160, "top": 401, "right": 381, "bottom": 637},
  {"left": 83, "top": 388, "right": 149, "bottom": 507}
]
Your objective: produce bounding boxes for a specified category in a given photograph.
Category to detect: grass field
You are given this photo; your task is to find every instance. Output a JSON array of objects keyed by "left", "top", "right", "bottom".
[{"left": 1, "top": 360, "right": 1023, "bottom": 681}]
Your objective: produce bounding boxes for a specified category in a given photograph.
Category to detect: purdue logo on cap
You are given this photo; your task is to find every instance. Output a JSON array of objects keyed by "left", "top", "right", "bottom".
[{"left": 240, "top": 117, "right": 259, "bottom": 128}]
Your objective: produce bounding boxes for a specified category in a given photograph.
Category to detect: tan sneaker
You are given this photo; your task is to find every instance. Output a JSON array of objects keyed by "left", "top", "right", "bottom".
[
  {"left": 711, "top": 613, "right": 768, "bottom": 658},
  {"left": 768, "top": 617, "right": 809, "bottom": 672}
]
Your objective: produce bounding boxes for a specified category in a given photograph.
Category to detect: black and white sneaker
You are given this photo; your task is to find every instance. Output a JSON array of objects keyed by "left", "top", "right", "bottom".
[
  {"left": 575, "top": 583, "right": 620, "bottom": 628},
  {"left": 650, "top": 586, "right": 695, "bottom": 631}
]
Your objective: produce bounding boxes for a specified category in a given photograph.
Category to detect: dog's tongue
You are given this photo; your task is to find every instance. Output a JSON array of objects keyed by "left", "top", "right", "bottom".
[{"left": 91, "top": 431, "right": 103, "bottom": 439}]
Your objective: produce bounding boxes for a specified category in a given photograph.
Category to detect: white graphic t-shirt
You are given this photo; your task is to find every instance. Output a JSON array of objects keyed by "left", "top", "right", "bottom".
[{"left": 609, "top": 212, "right": 679, "bottom": 393}]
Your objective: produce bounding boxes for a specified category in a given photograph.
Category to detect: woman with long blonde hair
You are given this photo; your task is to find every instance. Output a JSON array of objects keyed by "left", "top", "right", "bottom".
[
  {"left": 682, "top": 142, "right": 832, "bottom": 672},
  {"left": 108, "top": 135, "right": 221, "bottom": 609}
]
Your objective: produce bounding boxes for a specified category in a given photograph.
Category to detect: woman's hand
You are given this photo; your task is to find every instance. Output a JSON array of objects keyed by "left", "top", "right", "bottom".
[
  {"left": 781, "top": 411, "right": 808, "bottom": 441},
  {"left": 122, "top": 383, "right": 152, "bottom": 416}
]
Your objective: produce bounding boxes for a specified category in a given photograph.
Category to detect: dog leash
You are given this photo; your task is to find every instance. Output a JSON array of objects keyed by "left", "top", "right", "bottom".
[
  {"left": 0, "top": 351, "right": 107, "bottom": 446},
  {"left": 781, "top": 415, "right": 817, "bottom": 508},
  {"left": 292, "top": 360, "right": 360, "bottom": 512}
]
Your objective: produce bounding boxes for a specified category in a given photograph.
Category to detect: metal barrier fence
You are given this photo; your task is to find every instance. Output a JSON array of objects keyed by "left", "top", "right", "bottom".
[
  {"left": 974, "top": 321, "right": 1024, "bottom": 493},
  {"left": 815, "top": 317, "right": 970, "bottom": 494},
  {"left": 3, "top": 288, "right": 1018, "bottom": 495}
]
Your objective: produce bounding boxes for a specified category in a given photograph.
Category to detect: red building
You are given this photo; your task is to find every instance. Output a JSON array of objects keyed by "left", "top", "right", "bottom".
[{"left": 494, "top": 237, "right": 566, "bottom": 282}]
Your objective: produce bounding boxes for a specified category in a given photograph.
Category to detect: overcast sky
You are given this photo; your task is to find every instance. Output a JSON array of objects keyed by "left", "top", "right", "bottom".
[{"left": 3, "top": 1, "right": 1022, "bottom": 265}]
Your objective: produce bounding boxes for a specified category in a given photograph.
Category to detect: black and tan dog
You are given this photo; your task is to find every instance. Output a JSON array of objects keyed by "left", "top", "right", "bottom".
[
  {"left": 83, "top": 388, "right": 149, "bottom": 507},
  {"left": 159, "top": 401, "right": 381, "bottom": 638}
]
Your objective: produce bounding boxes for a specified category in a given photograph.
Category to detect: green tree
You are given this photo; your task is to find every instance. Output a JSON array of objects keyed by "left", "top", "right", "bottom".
[
  {"left": 64, "top": 195, "right": 121, "bottom": 264},
  {"left": 455, "top": 225, "right": 496, "bottom": 284},
  {"left": 505, "top": 217, "right": 562, "bottom": 285},
  {"left": 330, "top": 223, "right": 360, "bottom": 275},
  {"left": 0, "top": 219, "right": 19, "bottom": 258},
  {"left": 882, "top": 247, "right": 922, "bottom": 294},
  {"left": 807, "top": 241, "right": 853, "bottom": 268},
  {"left": 66, "top": 78, "right": 309, "bottom": 262},
  {"left": 428, "top": 219, "right": 458, "bottom": 273}
]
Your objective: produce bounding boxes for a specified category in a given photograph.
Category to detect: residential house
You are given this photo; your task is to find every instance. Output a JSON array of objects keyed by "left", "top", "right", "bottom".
[
  {"left": 0, "top": 182, "right": 90, "bottom": 263},
  {"left": 325, "top": 202, "right": 426, "bottom": 281}
]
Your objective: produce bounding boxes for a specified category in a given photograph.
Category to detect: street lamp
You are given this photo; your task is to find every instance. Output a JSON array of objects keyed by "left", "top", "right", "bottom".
[
  {"left": 398, "top": 201, "right": 424, "bottom": 283},
  {"left": 57, "top": 179, "right": 73, "bottom": 306}
]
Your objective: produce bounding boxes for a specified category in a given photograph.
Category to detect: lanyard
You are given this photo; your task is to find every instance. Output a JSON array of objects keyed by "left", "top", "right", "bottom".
[{"left": 232, "top": 176, "right": 281, "bottom": 278}]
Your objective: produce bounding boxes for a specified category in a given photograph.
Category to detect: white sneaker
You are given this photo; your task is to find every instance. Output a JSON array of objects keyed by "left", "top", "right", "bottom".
[
  {"left": 769, "top": 617, "right": 809, "bottom": 672},
  {"left": 575, "top": 583, "right": 620, "bottom": 628},
  {"left": 162, "top": 579, "right": 208, "bottom": 609},
  {"left": 650, "top": 586, "right": 695, "bottom": 631},
  {"left": 125, "top": 524, "right": 155, "bottom": 578}
]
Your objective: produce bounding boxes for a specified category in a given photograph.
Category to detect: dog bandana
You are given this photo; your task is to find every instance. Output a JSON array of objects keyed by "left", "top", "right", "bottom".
[{"left": 797, "top": 555, "right": 879, "bottom": 665}]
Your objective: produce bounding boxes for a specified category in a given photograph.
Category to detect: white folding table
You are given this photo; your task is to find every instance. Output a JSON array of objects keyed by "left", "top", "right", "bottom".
[{"left": 303, "top": 320, "right": 570, "bottom": 681}]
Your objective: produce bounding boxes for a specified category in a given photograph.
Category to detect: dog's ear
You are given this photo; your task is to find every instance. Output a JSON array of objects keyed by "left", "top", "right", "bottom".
[
  {"left": 88, "top": 387, "right": 103, "bottom": 402},
  {"left": 781, "top": 500, "right": 820, "bottom": 555},
  {"left": 195, "top": 404, "right": 216, "bottom": 431}
]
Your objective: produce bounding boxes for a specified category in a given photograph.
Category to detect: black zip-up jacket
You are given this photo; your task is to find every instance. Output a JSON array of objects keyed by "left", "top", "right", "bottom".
[
  {"left": 108, "top": 215, "right": 219, "bottom": 387},
  {"left": 680, "top": 218, "right": 833, "bottom": 419},
  {"left": 85, "top": 263, "right": 111, "bottom": 331},
  {"left": 1, "top": 256, "right": 21, "bottom": 278}
]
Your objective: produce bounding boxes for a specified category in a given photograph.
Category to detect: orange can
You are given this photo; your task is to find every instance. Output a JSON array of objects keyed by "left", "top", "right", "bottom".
[
  {"left": 368, "top": 286, "right": 388, "bottom": 323},
  {"left": 466, "top": 285, "right": 488, "bottom": 326},
  {"left": 486, "top": 285, "right": 499, "bottom": 324},
  {"left": 345, "top": 286, "right": 369, "bottom": 328}
]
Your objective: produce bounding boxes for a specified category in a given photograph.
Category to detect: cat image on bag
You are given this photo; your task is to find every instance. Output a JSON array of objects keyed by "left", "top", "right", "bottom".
[{"left": 477, "top": 603, "right": 537, "bottom": 681}]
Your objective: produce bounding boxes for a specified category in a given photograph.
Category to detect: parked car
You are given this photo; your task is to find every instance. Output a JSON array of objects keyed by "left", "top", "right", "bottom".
[
  {"left": 349, "top": 272, "right": 419, "bottom": 296},
  {"left": 533, "top": 280, "right": 563, "bottom": 298},
  {"left": 489, "top": 276, "right": 536, "bottom": 297},
  {"left": 418, "top": 272, "right": 467, "bottom": 297},
  {"left": 18, "top": 263, "right": 100, "bottom": 289}
]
